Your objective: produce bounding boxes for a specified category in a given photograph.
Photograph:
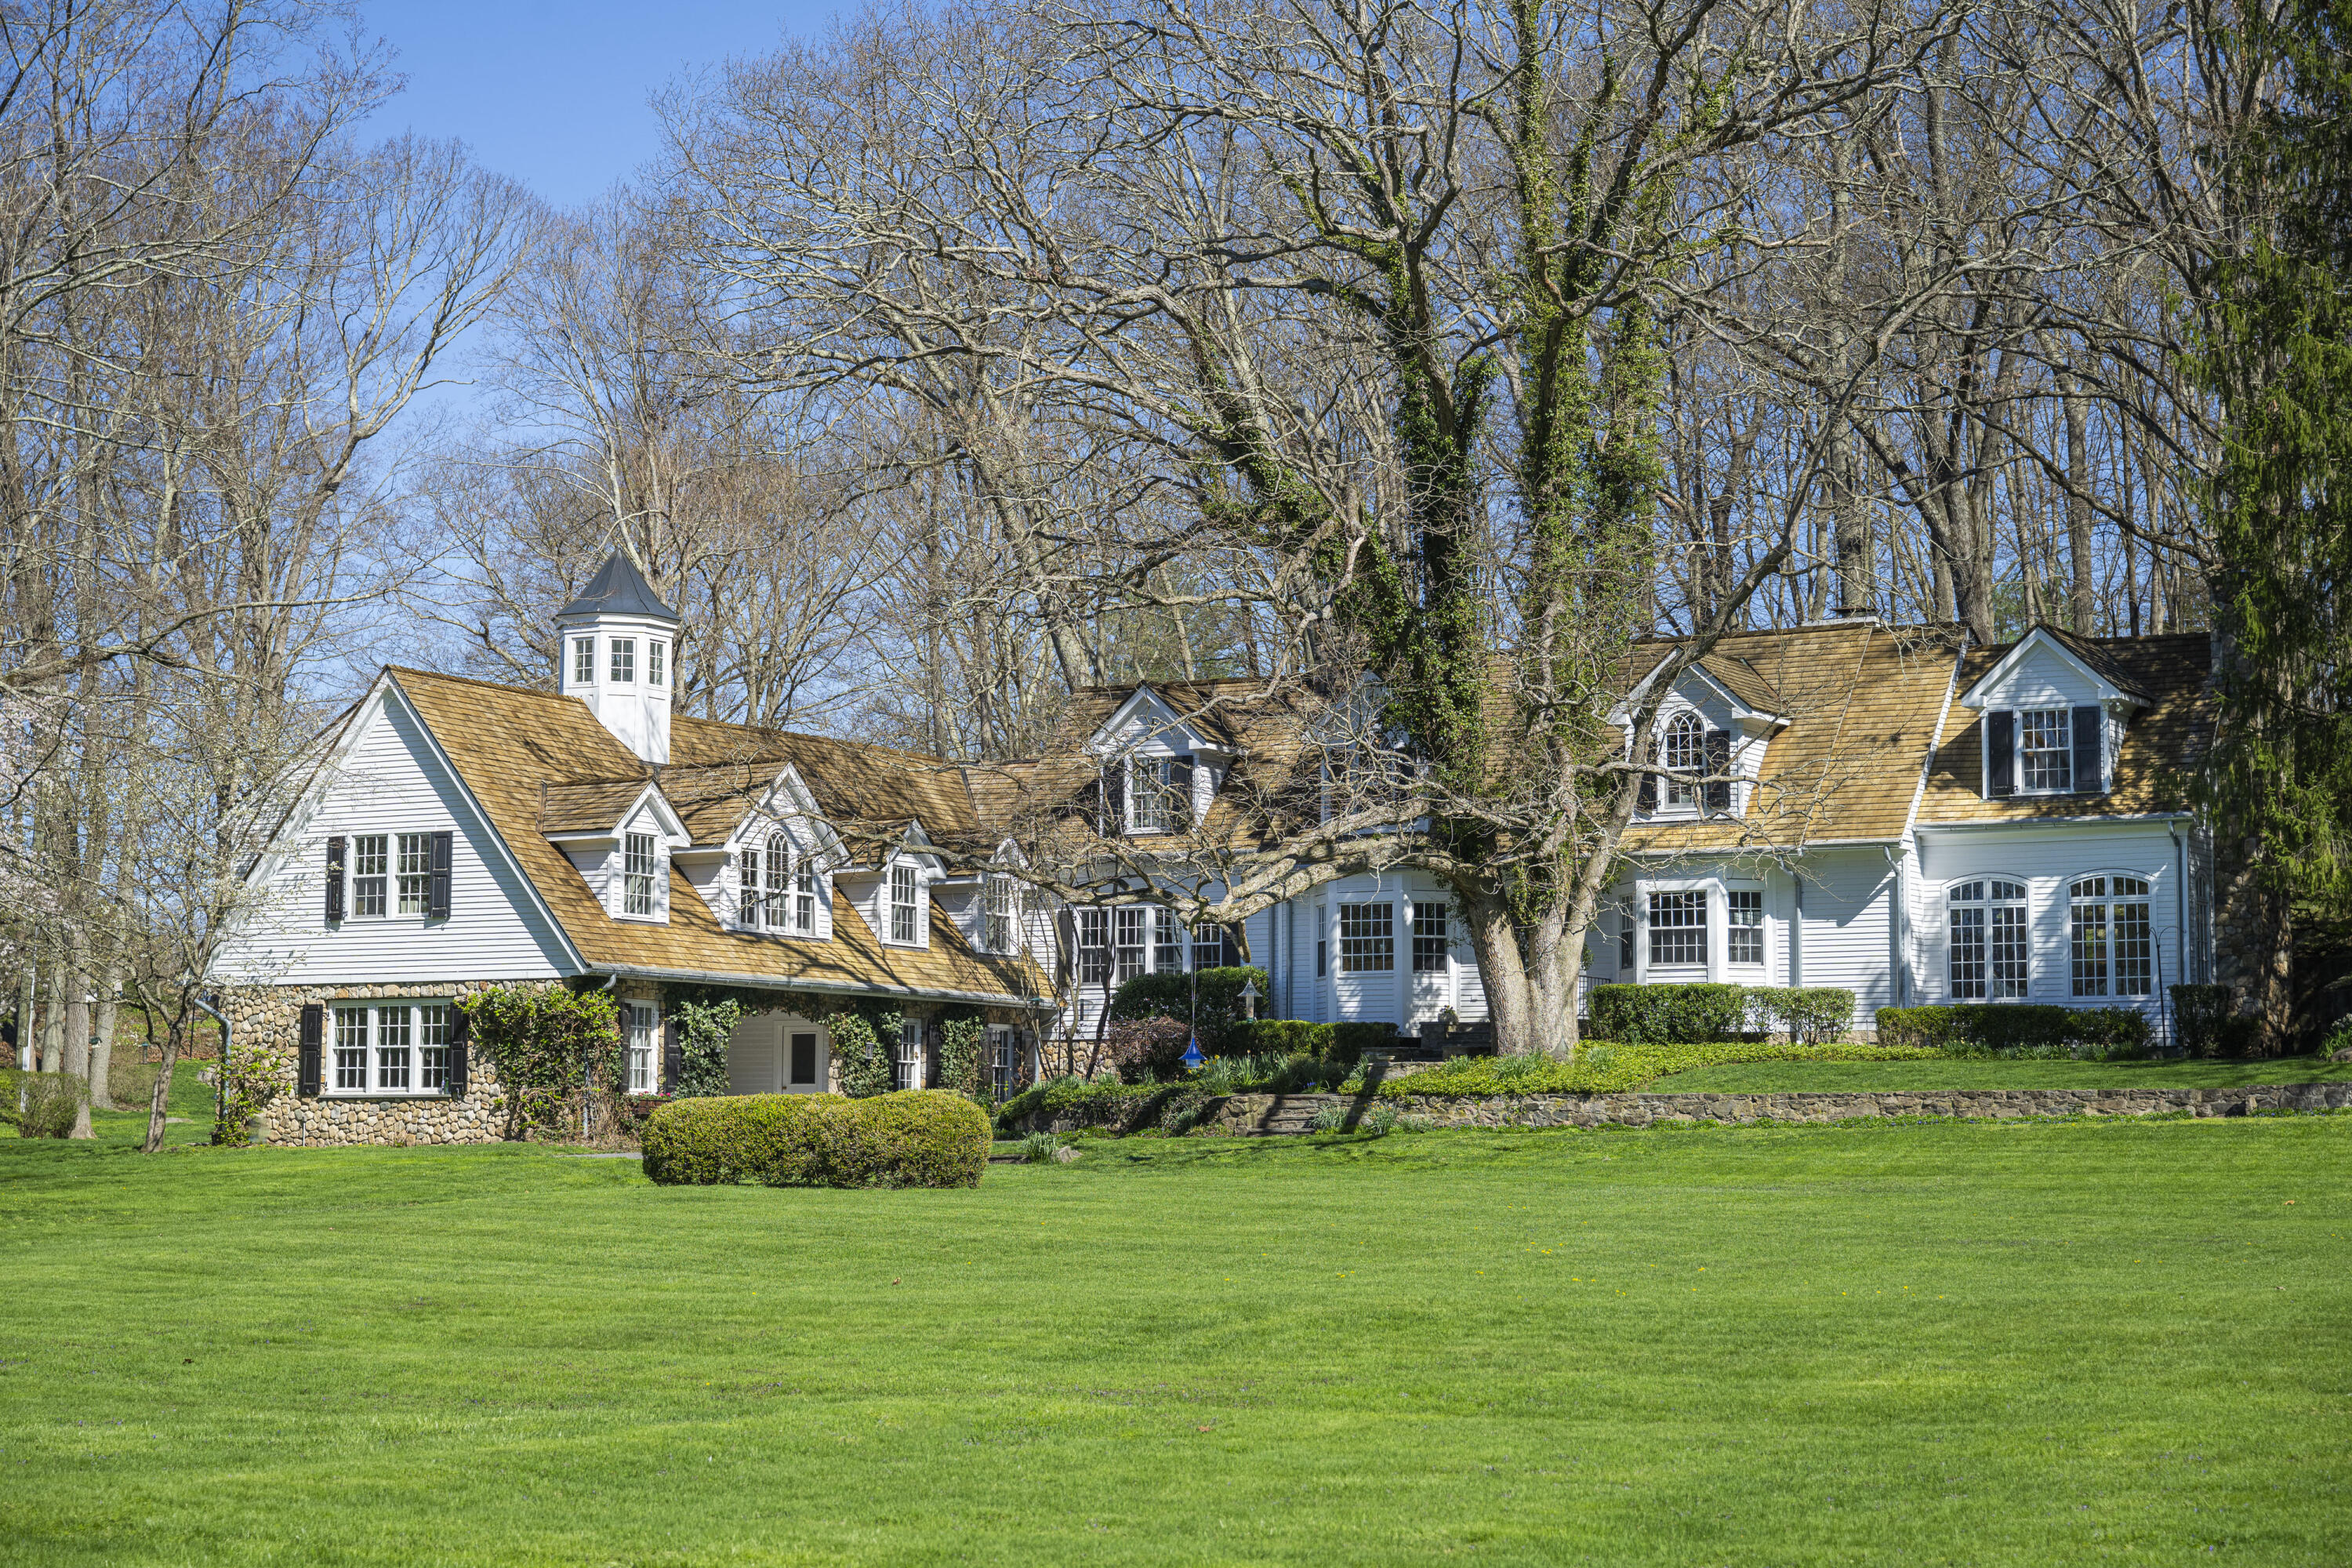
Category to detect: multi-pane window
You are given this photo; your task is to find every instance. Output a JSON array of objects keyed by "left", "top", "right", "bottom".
[
  {"left": 1078, "top": 908, "right": 1112, "bottom": 985},
  {"left": 628, "top": 1001, "right": 658, "bottom": 1093},
  {"left": 1411, "top": 902, "right": 1450, "bottom": 973},
  {"left": 572, "top": 637, "right": 595, "bottom": 687},
  {"left": 622, "top": 832, "right": 658, "bottom": 916},
  {"left": 396, "top": 833, "right": 432, "bottom": 914},
  {"left": 1663, "top": 713, "right": 1704, "bottom": 809},
  {"left": 334, "top": 1006, "right": 369, "bottom": 1091},
  {"left": 889, "top": 863, "right": 919, "bottom": 943},
  {"left": 351, "top": 834, "right": 388, "bottom": 917},
  {"left": 986, "top": 877, "right": 1018, "bottom": 954},
  {"left": 896, "top": 1018, "right": 924, "bottom": 1091},
  {"left": 2020, "top": 709, "right": 2072, "bottom": 792},
  {"left": 764, "top": 837, "right": 792, "bottom": 931},
  {"left": 1152, "top": 907, "right": 1185, "bottom": 972},
  {"left": 989, "top": 1025, "right": 1017, "bottom": 1101},
  {"left": 1648, "top": 891, "right": 1707, "bottom": 967},
  {"left": 419, "top": 1004, "right": 452, "bottom": 1091},
  {"left": 1193, "top": 923, "right": 1229, "bottom": 972},
  {"left": 2071, "top": 876, "right": 2154, "bottom": 997},
  {"left": 609, "top": 637, "right": 636, "bottom": 684},
  {"left": 1617, "top": 902, "right": 1634, "bottom": 975},
  {"left": 376, "top": 1004, "right": 412, "bottom": 1091},
  {"left": 1726, "top": 889, "right": 1765, "bottom": 965},
  {"left": 328, "top": 1002, "right": 454, "bottom": 1095},
  {"left": 1128, "top": 759, "right": 1175, "bottom": 833},
  {"left": 735, "top": 847, "right": 760, "bottom": 928},
  {"left": 1338, "top": 903, "right": 1396, "bottom": 973},
  {"left": 647, "top": 640, "right": 666, "bottom": 688},
  {"left": 1115, "top": 907, "right": 1145, "bottom": 982},
  {"left": 796, "top": 866, "right": 817, "bottom": 933},
  {"left": 1947, "top": 880, "right": 2029, "bottom": 999}
]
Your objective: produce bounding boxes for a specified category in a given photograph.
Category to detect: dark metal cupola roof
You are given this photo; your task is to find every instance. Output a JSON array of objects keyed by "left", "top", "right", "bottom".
[{"left": 557, "top": 551, "right": 680, "bottom": 622}]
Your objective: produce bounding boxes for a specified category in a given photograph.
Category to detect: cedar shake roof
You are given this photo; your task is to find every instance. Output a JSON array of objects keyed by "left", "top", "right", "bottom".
[
  {"left": 387, "top": 668, "right": 1047, "bottom": 1007},
  {"left": 668, "top": 714, "right": 979, "bottom": 842},
  {"left": 1621, "top": 622, "right": 1968, "bottom": 853},
  {"left": 1696, "top": 652, "right": 1783, "bottom": 714},
  {"left": 1917, "top": 632, "right": 2209, "bottom": 824},
  {"left": 538, "top": 779, "right": 653, "bottom": 835}
]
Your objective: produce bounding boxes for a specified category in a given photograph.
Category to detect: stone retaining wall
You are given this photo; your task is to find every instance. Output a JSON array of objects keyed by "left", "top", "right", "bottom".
[{"left": 1022, "top": 1081, "right": 2352, "bottom": 1136}]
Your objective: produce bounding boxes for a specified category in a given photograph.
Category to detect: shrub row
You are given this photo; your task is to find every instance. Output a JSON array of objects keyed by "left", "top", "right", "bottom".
[
  {"left": 1587, "top": 984, "right": 1856, "bottom": 1044},
  {"left": 1107, "top": 966, "right": 1269, "bottom": 1059},
  {"left": 1873, "top": 1004, "right": 2153, "bottom": 1058},
  {"left": 1371, "top": 1040, "right": 1940, "bottom": 1099},
  {"left": 640, "top": 1091, "right": 989, "bottom": 1188},
  {"left": 1234, "top": 1018, "right": 1400, "bottom": 1069}
]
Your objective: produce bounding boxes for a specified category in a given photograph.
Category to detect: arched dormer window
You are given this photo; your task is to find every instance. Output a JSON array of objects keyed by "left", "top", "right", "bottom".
[{"left": 1662, "top": 713, "right": 1704, "bottom": 809}]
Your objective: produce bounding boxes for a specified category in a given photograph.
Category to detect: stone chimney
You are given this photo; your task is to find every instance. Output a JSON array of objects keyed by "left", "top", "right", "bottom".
[{"left": 554, "top": 552, "right": 680, "bottom": 765}]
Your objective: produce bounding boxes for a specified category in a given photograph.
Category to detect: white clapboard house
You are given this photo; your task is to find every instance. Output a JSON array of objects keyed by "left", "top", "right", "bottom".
[{"left": 216, "top": 554, "right": 2221, "bottom": 1144}]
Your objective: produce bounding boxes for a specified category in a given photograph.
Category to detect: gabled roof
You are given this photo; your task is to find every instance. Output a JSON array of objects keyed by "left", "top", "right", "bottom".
[
  {"left": 557, "top": 551, "right": 679, "bottom": 622},
  {"left": 1696, "top": 652, "right": 1783, "bottom": 717},
  {"left": 386, "top": 667, "right": 1047, "bottom": 1007},
  {"left": 1958, "top": 622, "right": 2154, "bottom": 709},
  {"left": 668, "top": 715, "right": 978, "bottom": 840}
]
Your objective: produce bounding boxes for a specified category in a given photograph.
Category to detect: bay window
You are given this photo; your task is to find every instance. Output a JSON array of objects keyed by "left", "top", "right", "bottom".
[
  {"left": 1648, "top": 891, "right": 1706, "bottom": 967},
  {"left": 1727, "top": 889, "right": 1764, "bottom": 966},
  {"left": 1115, "top": 907, "right": 1145, "bottom": 982},
  {"left": 1338, "top": 903, "right": 1395, "bottom": 972},
  {"left": 1411, "top": 902, "right": 1449, "bottom": 973}
]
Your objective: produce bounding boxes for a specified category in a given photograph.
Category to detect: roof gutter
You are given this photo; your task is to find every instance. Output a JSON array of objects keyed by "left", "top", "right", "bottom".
[
  {"left": 1913, "top": 812, "right": 2194, "bottom": 833},
  {"left": 587, "top": 961, "right": 1058, "bottom": 1014}
]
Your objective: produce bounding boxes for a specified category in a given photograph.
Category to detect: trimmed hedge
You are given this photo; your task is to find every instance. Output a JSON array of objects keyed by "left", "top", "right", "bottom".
[
  {"left": 1747, "top": 987, "right": 1857, "bottom": 1044},
  {"left": 1589, "top": 983, "right": 1860, "bottom": 1044},
  {"left": 1373, "top": 1040, "right": 1940, "bottom": 1098},
  {"left": 1873, "top": 1004, "right": 2154, "bottom": 1058},
  {"left": 1224, "top": 1019, "right": 1399, "bottom": 1068},
  {"left": 1108, "top": 966, "right": 1269, "bottom": 1057},
  {"left": 641, "top": 1091, "right": 989, "bottom": 1189},
  {"left": 2170, "top": 985, "right": 2259, "bottom": 1058}
]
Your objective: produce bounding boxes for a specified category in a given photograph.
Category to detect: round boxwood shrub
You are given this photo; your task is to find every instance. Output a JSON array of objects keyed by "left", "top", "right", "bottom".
[{"left": 640, "top": 1091, "right": 989, "bottom": 1189}]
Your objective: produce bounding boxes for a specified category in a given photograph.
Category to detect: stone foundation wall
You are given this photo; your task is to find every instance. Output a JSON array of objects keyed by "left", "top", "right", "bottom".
[{"left": 220, "top": 979, "right": 556, "bottom": 1147}]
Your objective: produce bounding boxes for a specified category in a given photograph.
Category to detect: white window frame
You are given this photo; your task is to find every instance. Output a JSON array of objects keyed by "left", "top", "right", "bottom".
[
  {"left": 325, "top": 1000, "right": 456, "bottom": 1098},
  {"left": 1152, "top": 906, "right": 1185, "bottom": 972},
  {"left": 2018, "top": 707, "right": 2073, "bottom": 794},
  {"left": 887, "top": 862, "right": 922, "bottom": 946},
  {"left": 985, "top": 875, "right": 1018, "bottom": 954},
  {"left": 571, "top": 636, "right": 595, "bottom": 688},
  {"left": 351, "top": 833, "right": 389, "bottom": 919},
  {"left": 1648, "top": 889, "right": 1707, "bottom": 967},
  {"left": 609, "top": 637, "right": 636, "bottom": 684},
  {"left": 988, "top": 1024, "right": 1018, "bottom": 1101},
  {"left": 1725, "top": 888, "right": 1765, "bottom": 967},
  {"left": 1661, "top": 713, "right": 1704, "bottom": 811},
  {"left": 622, "top": 831, "right": 659, "bottom": 918},
  {"left": 1410, "top": 901, "right": 1450, "bottom": 974},
  {"left": 647, "top": 639, "right": 666, "bottom": 688},
  {"left": 627, "top": 1001, "right": 659, "bottom": 1094},
  {"left": 1946, "top": 878, "right": 2030, "bottom": 1000},
  {"left": 2070, "top": 874, "right": 2155, "bottom": 999},
  {"left": 1078, "top": 907, "right": 1112, "bottom": 985},
  {"left": 1127, "top": 757, "right": 1175, "bottom": 834},
  {"left": 396, "top": 832, "right": 433, "bottom": 915},
  {"left": 896, "top": 1017, "right": 924, "bottom": 1091},
  {"left": 764, "top": 837, "right": 792, "bottom": 931},
  {"left": 1338, "top": 902, "right": 1395, "bottom": 974}
]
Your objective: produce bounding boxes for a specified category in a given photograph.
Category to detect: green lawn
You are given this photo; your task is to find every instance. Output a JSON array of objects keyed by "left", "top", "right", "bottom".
[
  {"left": 1651, "top": 1053, "right": 2352, "bottom": 1093},
  {"left": 3, "top": 1116, "right": 2349, "bottom": 1564}
]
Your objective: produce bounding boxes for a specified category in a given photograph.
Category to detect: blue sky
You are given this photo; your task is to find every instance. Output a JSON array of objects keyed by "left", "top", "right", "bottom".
[{"left": 361, "top": 0, "right": 846, "bottom": 208}]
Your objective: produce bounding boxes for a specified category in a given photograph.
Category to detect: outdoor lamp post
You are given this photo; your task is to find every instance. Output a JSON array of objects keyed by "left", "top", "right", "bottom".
[{"left": 1238, "top": 978, "right": 1260, "bottom": 1021}]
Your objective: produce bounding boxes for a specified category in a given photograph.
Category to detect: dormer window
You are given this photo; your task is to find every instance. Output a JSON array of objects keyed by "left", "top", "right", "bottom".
[
  {"left": 2019, "top": 709, "right": 2071, "bottom": 792},
  {"left": 647, "top": 640, "right": 666, "bottom": 688},
  {"left": 622, "top": 832, "right": 658, "bottom": 916},
  {"left": 985, "top": 875, "right": 1017, "bottom": 953},
  {"left": 610, "top": 638, "right": 636, "bottom": 684},
  {"left": 572, "top": 637, "right": 594, "bottom": 688},
  {"left": 889, "top": 862, "right": 920, "bottom": 943},
  {"left": 1125, "top": 755, "right": 1194, "bottom": 833},
  {"left": 1662, "top": 714, "right": 1704, "bottom": 810}
]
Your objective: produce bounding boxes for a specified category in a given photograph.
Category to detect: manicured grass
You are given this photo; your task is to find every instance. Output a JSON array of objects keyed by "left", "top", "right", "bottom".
[
  {"left": 1651, "top": 1053, "right": 2352, "bottom": 1093},
  {"left": 3, "top": 1117, "right": 2350, "bottom": 1564}
]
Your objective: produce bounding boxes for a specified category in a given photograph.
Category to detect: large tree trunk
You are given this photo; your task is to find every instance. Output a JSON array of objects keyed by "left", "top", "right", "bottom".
[
  {"left": 62, "top": 963, "right": 93, "bottom": 1139},
  {"left": 88, "top": 967, "right": 120, "bottom": 1111},
  {"left": 2060, "top": 366, "right": 2096, "bottom": 633},
  {"left": 143, "top": 1017, "right": 183, "bottom": 1155}
]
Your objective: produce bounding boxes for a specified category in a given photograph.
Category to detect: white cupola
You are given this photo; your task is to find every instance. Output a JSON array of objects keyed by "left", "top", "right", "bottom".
[{"left": 555, "top": 551, "right": 680, "bottom": 765}]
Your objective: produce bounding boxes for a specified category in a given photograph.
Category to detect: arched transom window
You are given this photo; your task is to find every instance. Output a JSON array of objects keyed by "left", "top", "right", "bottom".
[
  {"left": 1662, "top": 713, "right": 1704, "bottom": 809},
  {"left": 1948, "top": 879, "right": 2029, "bottom": 999},
  {"left": 2070, "top": 877, "right": 2153, "bottom": 997}
]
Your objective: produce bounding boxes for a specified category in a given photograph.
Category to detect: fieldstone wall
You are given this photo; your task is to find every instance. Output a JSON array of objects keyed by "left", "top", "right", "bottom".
[
  {"left": 1016, "top": 1081, "right": 2352, "bottom": 1136},
  {"left": 220, "top": 979, "right": 556, "bottom": 1147}
]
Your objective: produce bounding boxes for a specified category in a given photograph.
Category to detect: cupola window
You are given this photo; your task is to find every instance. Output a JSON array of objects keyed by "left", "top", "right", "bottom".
[{"left": 610, "top": 637, "right": 636, "bottom": 684}]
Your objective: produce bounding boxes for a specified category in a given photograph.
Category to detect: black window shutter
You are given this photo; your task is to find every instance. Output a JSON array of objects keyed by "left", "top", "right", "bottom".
[
  {"left": 297, "top": 1004, "right": 323, "bottom": 1097},
  {"left": 1171, "top": 754, "right": 1195, "bottom": 825},
  {"left": 1987, "top": 710, "right": 2016, "bottom": 798},
  {"left": 1704, "top": 730, "right": 1732, "bottom": 813},
  {"left": 325, "top": 837, "right": 346, "bottom": 923},
  {"left": 925, "top": 1022, "right": 943, "bottom": 1087},
  {"left": 427, "top": 830, "right": 453, "bottom": 919},
  {"left": 1635, "top": 735, "right": 1658, "bottom": 814},
  {"left": 447, "top": 1006, "right": 470, "bottom": 1096},
  {"left": 2071, "top": 704, "right": 2103, "bottom": 793},
  {"left": 661, "top": 1017, "right": 683, "bottom": 1094}
]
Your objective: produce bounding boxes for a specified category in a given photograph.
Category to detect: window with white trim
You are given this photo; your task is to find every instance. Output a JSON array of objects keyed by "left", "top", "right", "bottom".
[
  {"left": 1152, "top": 907, "right": 1185, "bottom": 972},
  {"left": 396, "top": 832, "right": 433, "bottom": 915},
  {"left": 609, "top": 637, "right": 636, "bottom": 684},
  {"left": 1726, "top": 889, "right": 1764, "bottom": 966},
  {"left": 797, "top": 866, "right": 818, "bottom": 933},
  {"left": 2020, "top": 709, "right": 2072, "bottom": 792},
  {"left": 352, "top": 834, "right": 388, "bottom": 917},
  {"left": 1128, "top": 758, "right": 1177, "bottom": 833},
  {"left": 627, "top": 1002, "right": 658, "bottom": 1093},
  {"left": 985, "top": 876, "right": 1018, "bottom": 953},
  {"left": 1078, "top": 908, "right": 1112, "bottom": 985},
  {"left": 647, "top": 640, "right": 666, "bottom": 688},
  {"left": 1411, "top": 902, "right": 1449, "bottom": 973},
  {"left": 572, "top": 637, "right": 595, "bottom": 687},
  {"left": 1115, "top": 906, "right": 1145, "bottom": 982},
  {"left": 896, "top": 1018, "right": 924, "bottom": 1091},
  {"left": 888, "top": 862, "right": 919, "bottom": 943},
  {"left": 1663, "top": 713, "right": 1704, "bottom": 810},
  {"left": 764, "top": 837, "right": 792, "bottom": 931},
  {"left": 327, "top": 1002, "right": 455, "bottom": 1096},
  {"left": 2071, "top": 876, "right": 2154, "bottom": 997},
  {"left": 1947, "top": 880, "right": 2029, "bottom": 999},
  {"left": 989, "top": 1025, "right": 1018, "bottom": 1100},
  {"left": 1648, "top": 891, "right": 1706, "bottom": 967},
  {"left": 1338, "top": 903, "right": 1395, "bottom": 973},
  {"left": 622, "top": 832, "right": 657, "bottom": 916}
]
